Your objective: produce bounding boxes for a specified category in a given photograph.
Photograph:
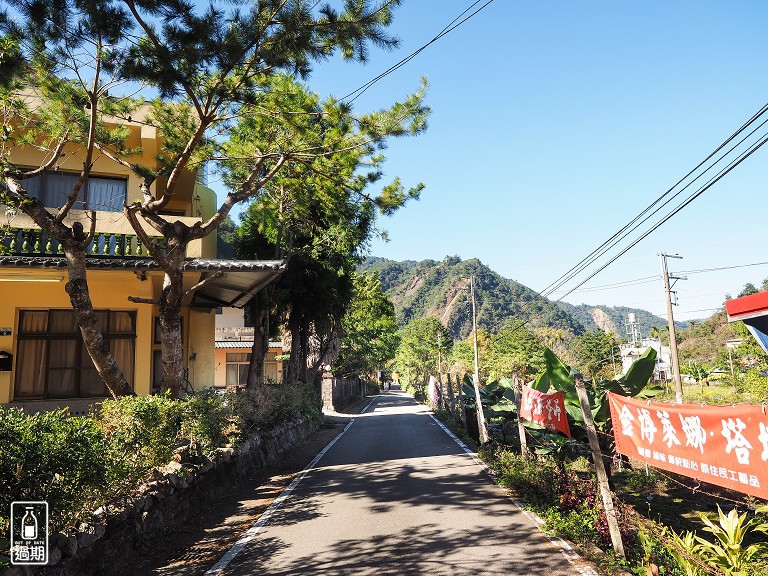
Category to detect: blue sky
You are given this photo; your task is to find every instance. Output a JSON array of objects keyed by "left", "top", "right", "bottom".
[{"left": 231, "top": 1, "right": 768, "bottom": 323}]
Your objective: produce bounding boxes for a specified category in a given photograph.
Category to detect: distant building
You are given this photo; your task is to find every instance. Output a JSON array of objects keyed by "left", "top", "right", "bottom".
[
  {"left": 619, "top": 337, "right": 672, "bottom": 381},
  {"left": 214, "top": 308, "right": 284, "bottom": 386}
]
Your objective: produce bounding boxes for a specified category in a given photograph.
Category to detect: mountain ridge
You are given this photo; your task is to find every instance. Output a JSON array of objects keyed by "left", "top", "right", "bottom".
[{"left": 360, "top": 256, "right": 674, "bottom": 340}]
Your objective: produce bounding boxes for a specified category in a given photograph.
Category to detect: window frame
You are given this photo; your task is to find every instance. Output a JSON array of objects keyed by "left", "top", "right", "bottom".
[
  {"left": 14, "top": 309, "right": 137, "bottom": 399},
  {"left": 22, "top": 169, "right": 128, "bottom": 212}
]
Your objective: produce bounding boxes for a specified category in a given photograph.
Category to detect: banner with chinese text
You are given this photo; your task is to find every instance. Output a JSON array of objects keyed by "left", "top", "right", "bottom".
[
  {"left": 608, "top": 393, "right": 768, "bottom": 500},
  {"left": 519, "top": 385, "right": 571, "bottom": 437}
]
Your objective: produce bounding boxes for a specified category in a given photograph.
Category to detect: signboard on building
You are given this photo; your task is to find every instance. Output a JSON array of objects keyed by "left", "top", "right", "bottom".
[{"left": 608, "top": 393, "right": 768, "bottom": 500}]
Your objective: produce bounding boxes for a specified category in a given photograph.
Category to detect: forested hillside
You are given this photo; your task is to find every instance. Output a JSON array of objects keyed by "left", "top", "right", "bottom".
[
  {"left": 359, "top": 256, "right": 669, "bottom": 341},
  {"left": 557, "top": 302, "right": 672, "bottom": 335},
  {"left": 360, "top": 256, "right": 582, "bottom": 340}
]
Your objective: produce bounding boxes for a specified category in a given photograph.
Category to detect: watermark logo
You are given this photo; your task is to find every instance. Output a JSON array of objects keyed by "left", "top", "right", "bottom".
[{"left": 10, "top": 501, "right": 48, "bottom": 565}]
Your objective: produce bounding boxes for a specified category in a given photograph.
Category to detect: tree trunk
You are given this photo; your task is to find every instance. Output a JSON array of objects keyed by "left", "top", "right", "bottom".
[
  {"left": 64, "top": 237, "right": 134, "bottom": 398},
  {"left": 246, "top": 288, "right": 272, "bottom": 388},
  {"left": 297, "top": 318, "right": 310, "bottom": 383},
  {"left": 158, "top": 267, "right": 186, "bottom": 397},
  {"left": 307, "top": 329, "right": 340, "bottom": 389},
  {"left": 285, "top": 311, "right": 303, "bottom": 383}
]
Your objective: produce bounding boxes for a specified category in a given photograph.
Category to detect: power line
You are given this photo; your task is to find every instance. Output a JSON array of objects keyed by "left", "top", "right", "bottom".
[
  {"left": 549, "top": 276, "right": 659, "bottom": 296},
  {"left": 680, "top": 260, "right": 768, "bottom": 275},
  {"left": 340, "top": 0, "right": 496, "bottom": 103},
  {"left": 539, "top": 107, "right": 768, "bottom": 302},
  {"left": 506, "top": 102, "right": 768, "bottom": 332}
]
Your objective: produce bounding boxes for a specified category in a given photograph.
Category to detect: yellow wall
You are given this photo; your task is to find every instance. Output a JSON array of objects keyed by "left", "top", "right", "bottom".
[
  {"left": 0, "top": 98, "right": 223, "bottom": 404},
  {"left": 0, "top": 268, "right": 219, "bottom": 404},
  {"left": 213, "top": 346, "right": 283, "bottom": 388},
  {"left": 0, "top": 270, "right": 154, "bottom": 403}
]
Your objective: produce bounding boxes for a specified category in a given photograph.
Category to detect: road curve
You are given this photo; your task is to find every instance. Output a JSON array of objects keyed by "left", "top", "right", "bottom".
[{"left": 207, "top": 390, "right": 595, "bottom": 576}]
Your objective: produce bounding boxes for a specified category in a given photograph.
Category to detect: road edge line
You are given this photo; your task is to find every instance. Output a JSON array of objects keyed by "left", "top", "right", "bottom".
[
  {"left": 203, "top": 398, "right": 376, "bottom": 576},
  {"left": 428, "top": 412, "right": 599, "bottom": 576}
]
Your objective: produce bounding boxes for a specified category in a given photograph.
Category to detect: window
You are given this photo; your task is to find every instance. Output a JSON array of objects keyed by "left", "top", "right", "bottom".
[
  {"left": 14, "top": 309, "right": 136, "bottom": 399},
  {"left": 24, "top": 171, "right": 127, "bottom": 212},
  {"left": 226, "top": 353, "right": 251, "bottom": 387}
]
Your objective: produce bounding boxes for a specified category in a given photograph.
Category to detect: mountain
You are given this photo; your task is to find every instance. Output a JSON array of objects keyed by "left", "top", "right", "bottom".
[
  {"left": 557, "top": 302, "right": 675, "bottom": 336},
  {"left": 360, "top": 256, "right": 671, "bottom": 341}
]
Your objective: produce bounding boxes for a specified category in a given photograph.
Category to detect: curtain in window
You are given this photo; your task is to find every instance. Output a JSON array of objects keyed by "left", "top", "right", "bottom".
[
  {"left": 14, "top": 310, "right": 136, "bottom": 399},
  {"left": 47, "top": 339, "right": 77, "bottom": 397},
  {"left": 14, "top": 312, "right": 48, "bottom": 398},
  {"left": 88, "top": 177, "right": 126, "bottom": 212},
  {"left": 21, "top": 172, "right": 125, "bottom": 212},
  {"left": 45, "top": 173, "right": 83, "bottom": 209}
]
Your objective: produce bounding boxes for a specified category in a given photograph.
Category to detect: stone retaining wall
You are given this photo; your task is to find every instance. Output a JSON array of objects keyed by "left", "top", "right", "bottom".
[
  {"left": 320, "top": 374, "right": 365, "bottom": 411},
  {"left": 3, "top": 416, "right": 319, "bottom": 576}
]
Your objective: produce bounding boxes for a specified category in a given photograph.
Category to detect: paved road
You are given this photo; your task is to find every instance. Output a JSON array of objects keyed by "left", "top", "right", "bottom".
[{"left": 203, "top": 390, "right": 593, "bottom": 576}]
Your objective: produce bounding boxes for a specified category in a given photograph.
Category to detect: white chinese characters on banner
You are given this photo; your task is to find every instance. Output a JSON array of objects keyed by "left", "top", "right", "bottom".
[
  {"left": 519, "top": 385, "right": 571, "bottom": 437},
  {"left": 608, "top": 393, "right": 768, "bottom": 501}
]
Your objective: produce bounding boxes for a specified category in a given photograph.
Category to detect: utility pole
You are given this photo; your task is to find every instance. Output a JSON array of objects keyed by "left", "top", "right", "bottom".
[
  {"left": 659, "top": 252, "right": 686, "bottom": 403},
  {"left": 470, "top": 275, "right": 489, "bottom": 444}
]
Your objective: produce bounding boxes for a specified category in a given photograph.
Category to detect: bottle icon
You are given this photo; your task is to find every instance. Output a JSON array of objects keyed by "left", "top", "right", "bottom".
[{"left": 21, "top": 507, "right": 38, "bottom": 540}]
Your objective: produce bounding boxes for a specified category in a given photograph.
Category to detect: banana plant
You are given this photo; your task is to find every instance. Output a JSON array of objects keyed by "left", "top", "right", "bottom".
[
  {"left": 530, "top": 346, "right": 662, "bottom": 430},
  {"left": 665, "top": 529, "right": 705, "bottom": 576}
]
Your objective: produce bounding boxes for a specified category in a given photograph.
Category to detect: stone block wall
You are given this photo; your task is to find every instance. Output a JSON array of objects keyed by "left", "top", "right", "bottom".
[
  {"left": 320, "top": 374, "right": 365, "bottom": 411},
  {"left": 3, "top": 416, "right": 319, "bottom": 576}
]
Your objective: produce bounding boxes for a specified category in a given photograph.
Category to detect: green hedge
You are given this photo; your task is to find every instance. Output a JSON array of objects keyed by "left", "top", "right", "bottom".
[{"left": 0, "top": 382, "right": 320, "bottom": 536}]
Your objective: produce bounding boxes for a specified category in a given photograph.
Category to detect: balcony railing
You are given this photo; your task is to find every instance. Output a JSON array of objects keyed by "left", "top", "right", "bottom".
[{"left": 2, "top": 227, "right": 161, "bottom": 258}]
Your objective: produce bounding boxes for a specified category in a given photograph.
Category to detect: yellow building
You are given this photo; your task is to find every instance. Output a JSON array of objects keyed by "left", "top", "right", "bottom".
[{"left": 0, "top": 111, "right": 284, "bottom": 412}]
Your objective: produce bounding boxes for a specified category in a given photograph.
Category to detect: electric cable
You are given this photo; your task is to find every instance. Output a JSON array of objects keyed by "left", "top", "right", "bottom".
[
  {"left": 508, "top": 123, "right": 768, "bottom": 333},
  {"left": 340, "top": 0, "right": 496, "bottom": 103},
  {"left": 539, "top": 110, "right": 768, "bottom": 301}
]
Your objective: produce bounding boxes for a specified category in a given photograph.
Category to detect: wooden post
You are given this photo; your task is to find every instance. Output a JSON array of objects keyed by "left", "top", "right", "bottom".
[
  {"left": 513, "top": 376, "right": 528, "bottom": 462},
  {"left": 446, "top": 372, "right": 456, "bottom": 414},
  {"left": 470, "top": 276, "right": 489, "bottom": 444},
  {"left": 575, "top": 378, "right": 626, "bottom": 560}
]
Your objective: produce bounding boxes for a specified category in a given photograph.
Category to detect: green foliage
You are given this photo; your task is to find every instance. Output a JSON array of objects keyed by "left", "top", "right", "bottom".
[
  {"left": 100, "top": 393, "right": 186, "bottom": 479},
  {"left": 559, "top": 302, "right": 671, "bottom": 339},
  {"left": 180, "top": 389, "right": 229, "bottom": 457},
  {"left": 0, "top": 384, "right": 321, "bottom": 535},
  {"left": 739, "top": 370, "right": 768, "bottom": 401},
  {"left": 738, "top": 283, "right": 759, "bottom": 298},
  {"left": 0, "top": 409, "right": 111, "bottom": 530},
  {"left": 360, "top": 256, "right": 584, "bottom": 340},
  {"left": 394, "top": 316, "right": 452, "bottom": 391},
  {"left": 694, "top": 506, "right": 768, "bottom": 575},
  {"left": 485, "top": 325, "right": 547, "bottom": 381},
  {"left": 227, "top": 381, "right": 321, "bottom": 438},
  {"left": 335, "top": 271, "right": 400, "bottom": 377},
  {"left": 531, "top": 346, "right": 661, "bottom": 429},
  {"left": 665, "top": 530, "right": 705, "bottom": 576},
  {"left": 570, "top": 330, "right": 621, "bottom": 382},
  {"left": 226, "top": 74, "right": 427, "bottom": 381}
]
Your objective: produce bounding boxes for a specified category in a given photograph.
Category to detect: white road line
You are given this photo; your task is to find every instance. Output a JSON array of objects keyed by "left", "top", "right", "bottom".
[
  {"left": 204, "top": 398, "right": 378, "bottom": 575},
  {"left": 429, "top": 412, "right": 600, "bottom": 576}
]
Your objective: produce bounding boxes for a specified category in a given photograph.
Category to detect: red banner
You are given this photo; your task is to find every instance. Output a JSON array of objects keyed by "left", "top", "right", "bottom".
[
  {"left": 519, "top": 385, "right": 571, "bottom": 437},
  {"left": 608, "top": 393, "right": 768, "bottom": 500}
]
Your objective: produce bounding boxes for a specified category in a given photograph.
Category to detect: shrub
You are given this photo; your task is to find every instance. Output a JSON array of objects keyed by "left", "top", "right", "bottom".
[
  {"left": 739, "top": 370, "right": 768, "bottom": 402},
  {"left": 227, "top": 380, "right": 320, "bottom": 440},
  {"left": 365, "top": 379, "right": 380, "bottom": 395},
  {"left": 0, "top": 409, "right": 111, "bottom": 531},
  {"left": 100, "top": 393, "right": 184, "bottom": 482},
  {"left": 180, "top": 389, "right": 228, "bottom": 457}
]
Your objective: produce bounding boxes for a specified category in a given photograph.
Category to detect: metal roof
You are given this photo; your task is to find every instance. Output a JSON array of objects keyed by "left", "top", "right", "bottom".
[
  {"left": 0, "top": 256, "right": 286, "bottom": 309},
  {"left": 215, "top": 340, "right": 282, "bottom": 349}
]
